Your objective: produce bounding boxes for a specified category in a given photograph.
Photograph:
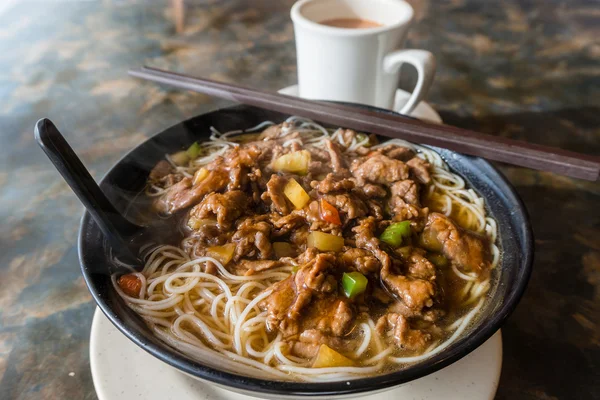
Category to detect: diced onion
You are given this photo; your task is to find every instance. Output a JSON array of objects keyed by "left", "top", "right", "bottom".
[
  {"left": 272, "top": 150, "right": 310, "bottom": 175},
  {"left": 206, "top": 243, "right": 236, "bottom": 265},
  {"left": 307, "top": 231, "right": 344, "bottom": 252},
  {"left": 312, "top": 344, "right": 354, "bottom": 368},
  {"left": 283, "top": 179, "right": 310, "bottom": 209}
]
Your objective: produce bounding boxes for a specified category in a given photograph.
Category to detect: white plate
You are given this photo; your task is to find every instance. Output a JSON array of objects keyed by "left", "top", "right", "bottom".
[
  {"left": 90, "top": 92, "right": 502, "bottom": 399},
  {"left": 278, "top": 85, "right": 442, "bottom": 123},
  {"left": 90, "top": 309, "right": 501, "bottom": 400}
]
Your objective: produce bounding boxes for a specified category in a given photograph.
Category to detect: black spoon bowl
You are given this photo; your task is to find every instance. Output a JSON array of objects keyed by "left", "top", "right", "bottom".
[{"left": 40, "top": 104, "right": 533, "bottom": 398}]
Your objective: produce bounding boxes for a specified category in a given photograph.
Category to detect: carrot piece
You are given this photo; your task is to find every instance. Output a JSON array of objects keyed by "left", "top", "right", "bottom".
[
  {"left": 320, "top": 199, "right": 341, "bottom": 225},
  {"left": 118, "top": 274, "right": 142, "bottom": 297}
]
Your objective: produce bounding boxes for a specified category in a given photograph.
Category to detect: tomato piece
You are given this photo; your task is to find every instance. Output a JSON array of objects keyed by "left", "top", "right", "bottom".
[
  {"left": 319, "top": 199, "right": 341, "bottom": 225},
  {"left": 118, "top": 274, "right": 142, "bottom": 297}
]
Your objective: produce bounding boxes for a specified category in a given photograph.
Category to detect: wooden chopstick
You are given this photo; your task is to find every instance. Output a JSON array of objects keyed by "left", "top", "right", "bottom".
[{"left": 129, "top": 66, "right": 600, "bottom": 181}]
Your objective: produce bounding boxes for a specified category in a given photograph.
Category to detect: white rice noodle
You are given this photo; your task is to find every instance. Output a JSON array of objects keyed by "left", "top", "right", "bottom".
[
  {"left": 353, "top": 323, "right": 372, "bottom": 358},
  {"left": 451, "top": 263, "right": 478, "bottom": 281},
  {"left": 145, "top": 184, "right": 169, "bottom": 197}
]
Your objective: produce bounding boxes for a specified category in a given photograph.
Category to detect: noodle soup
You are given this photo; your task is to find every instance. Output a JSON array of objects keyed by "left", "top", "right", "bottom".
[{"left": 113, "top": 117, "right": 499, "bottom": 382}]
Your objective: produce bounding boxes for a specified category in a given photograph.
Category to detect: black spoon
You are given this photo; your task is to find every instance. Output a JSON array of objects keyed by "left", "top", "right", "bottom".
[{"left": 35, "top": 118, "right": 149, "bottom": 266}]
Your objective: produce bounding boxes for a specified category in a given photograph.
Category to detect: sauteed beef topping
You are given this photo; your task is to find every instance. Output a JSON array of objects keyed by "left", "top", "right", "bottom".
[
  {"left": 311, "top": 173, "right": 355, "bottom": 194},
  {"left": 149, "top": 160, "right": 173, "bottom": 181},
  {"left": 237, "top": 259, "right": 283, "bottom": 273},
  {"left": 338, "top": 248, "right": 381, "bottom": 275},
  {"left": 350, "top": 153, "right": 409, "bottom": 185},
  {"left": 325, "top": 140, "right": 348, "bottom": 173},
  {"left": 381, "top": 273, "right": 435, "bottom": 312},
  {"left": 422, "top": 213, "right": 491, "bottom": 274},
  {"left": 358, "top": 183, "right": 387, "bottom": 198},
  {"left": 404, "top": 248, "right": 437, "bottom": 281},
  {"left": 321, "top": 193, "right": 368, "bottom": 223},
  {"left": 150, "top": 124, "right": 492, "bottom": 354},
  {"left": 232, "top": 216, "right": 273, "bottom": 260},
  {"left": 375, "top": 144, "right": 416, "bottom": 161},
  {"left": 389, "top": 179, "right": 424, "bottom": 222},
  {"left": 406, "top": 157, "right": 432, "bottom": 184},
  {"left": 261, "top": 254, "right": 353, "bottom": 338},
  {"left": 263, "top": 175, "right": 291, "bottom": 214},
  {"left": 189, "top": 190, "right": 248, "bottom": 229},
  {"left": 376, "top": 313, "right": 432, "bottom": 350}
]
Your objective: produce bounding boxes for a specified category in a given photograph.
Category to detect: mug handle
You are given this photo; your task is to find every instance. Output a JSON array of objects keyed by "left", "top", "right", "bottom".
[{"left": 383, "top": 49, "right": 436, "bottom": 115}]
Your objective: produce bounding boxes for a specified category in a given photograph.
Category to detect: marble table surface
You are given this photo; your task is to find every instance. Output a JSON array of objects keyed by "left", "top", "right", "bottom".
[{"left": 0, "top": 0, "right": 598, "bottom": 399}]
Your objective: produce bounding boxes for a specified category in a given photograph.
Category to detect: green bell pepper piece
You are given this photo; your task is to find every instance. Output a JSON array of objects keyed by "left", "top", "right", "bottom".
[
  {"left": 379, "top": 221, "right": 411, "bottom": 247},
  {"left": 186, "top": 142, "right": 201, "bottom": 159},
  {"left": 342, "top": 272, "right": 368, "bottom": 298}
]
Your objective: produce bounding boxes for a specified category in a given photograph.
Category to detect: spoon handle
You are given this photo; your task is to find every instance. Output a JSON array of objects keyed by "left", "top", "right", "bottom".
[{"left": 35, "top": 118, "right": 141, "bottom": 263}]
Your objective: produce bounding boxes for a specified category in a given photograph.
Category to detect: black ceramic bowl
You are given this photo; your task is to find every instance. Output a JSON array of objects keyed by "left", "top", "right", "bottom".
[{"left": 79, "top": 104, "right": 533, "bottom": 398}]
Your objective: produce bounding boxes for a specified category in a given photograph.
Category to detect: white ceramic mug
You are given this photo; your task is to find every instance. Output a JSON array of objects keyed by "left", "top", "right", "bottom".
[{"left": 291, "top": 0, "right": 436, "bottom": 114}]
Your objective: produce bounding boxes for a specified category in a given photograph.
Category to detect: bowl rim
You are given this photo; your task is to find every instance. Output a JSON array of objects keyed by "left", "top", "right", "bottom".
[{"left": 78, "top": 103, "right": 534, "bottom": 397}]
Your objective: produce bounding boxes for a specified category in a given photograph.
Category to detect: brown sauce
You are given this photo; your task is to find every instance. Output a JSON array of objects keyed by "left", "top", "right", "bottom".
[{"left": 129, "top": 123, "right": 497, "bottom": 377}]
